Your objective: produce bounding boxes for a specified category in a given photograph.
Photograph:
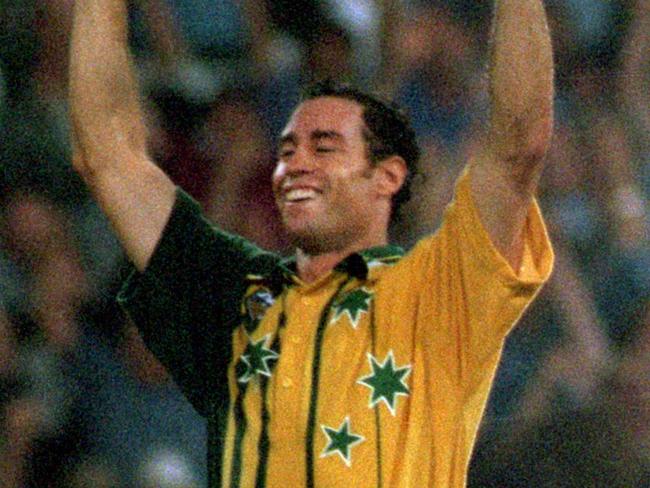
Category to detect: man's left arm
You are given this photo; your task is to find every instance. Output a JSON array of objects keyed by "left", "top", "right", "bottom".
[{"left": 471, "top": 0, "right": 554, "bottom": 271}]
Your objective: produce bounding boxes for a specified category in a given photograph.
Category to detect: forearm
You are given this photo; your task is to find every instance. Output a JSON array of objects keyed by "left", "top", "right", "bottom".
[
  {"left": 69, "top": 0, "right": 147, "bottom": 176},
  {"left": 469, "top": 0, "right": 554, "bottom": 271},
  {"left": 68, "top": 0, "right": 176, "bottom": 272},
  {"left": 488, "top": 0, "right": 554, "bottom": 178}
]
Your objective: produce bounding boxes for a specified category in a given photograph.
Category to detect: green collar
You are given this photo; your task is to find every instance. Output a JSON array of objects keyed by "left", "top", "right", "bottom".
[
  {"left": 274, "top": 244, "right": 405, "bottom": 282},
  {"left": 357, "top": 245, "right": 405, "bottom": 264}
]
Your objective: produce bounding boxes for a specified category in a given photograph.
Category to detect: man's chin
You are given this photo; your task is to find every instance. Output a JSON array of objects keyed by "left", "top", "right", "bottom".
[
  {"left": 285, "top": 228, "right": 323, "bottom": 254},
  {"left": 284, "top": 224, "right": 354, "bottom": 256},
  {"left": 283, "top": 224, "right": 330, "bottom": 255}
]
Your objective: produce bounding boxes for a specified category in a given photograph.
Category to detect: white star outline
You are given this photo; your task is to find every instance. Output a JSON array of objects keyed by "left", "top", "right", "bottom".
[
  {"left": 329, "top": 286, "right": 374, "bottom": 329},
  {"left": 365, "top": 260, "right": 387, "bottom": 269},
  {"left": 237, "top": 333, "right": 279, "bottom": 384},
  {"left": 357, "top": 350, "right": 412, "bottom": 416},
  {"left": 319, "top": 416, "right": 365, "bottom": 468}
]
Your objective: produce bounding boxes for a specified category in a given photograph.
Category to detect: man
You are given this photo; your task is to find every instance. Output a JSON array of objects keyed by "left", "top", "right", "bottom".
[{"left": 69, "top": 0, "right": 554, "bottom": 486}]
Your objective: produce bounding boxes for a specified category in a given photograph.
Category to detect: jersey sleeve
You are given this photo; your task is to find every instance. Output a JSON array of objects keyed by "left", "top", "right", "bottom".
[
  {"left": 117, "top": 188, "right": 280, "bottom": 416},
  {"left": 400, "top": 166, "right": 553, "bottom": 390}
]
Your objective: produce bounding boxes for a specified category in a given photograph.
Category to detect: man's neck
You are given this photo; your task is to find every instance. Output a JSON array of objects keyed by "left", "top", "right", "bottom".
[{"left": 295, "top": 237, "right": 388, "bottom": 284}]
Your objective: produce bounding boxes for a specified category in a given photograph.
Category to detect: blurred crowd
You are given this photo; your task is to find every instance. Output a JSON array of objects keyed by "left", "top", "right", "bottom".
[{"left": 0, "top": 0, "right": 648, "bottom": 486}]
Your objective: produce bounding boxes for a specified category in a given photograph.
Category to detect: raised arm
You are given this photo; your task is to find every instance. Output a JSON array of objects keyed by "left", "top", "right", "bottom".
[
  {"left": 69, "top": 0, "right": 176, "bottom": 271},
  {"left": 470, "top": 0, "right": 554, "bottom": 270}
]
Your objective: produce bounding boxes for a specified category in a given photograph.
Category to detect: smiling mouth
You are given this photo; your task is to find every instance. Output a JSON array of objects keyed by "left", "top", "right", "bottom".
[{"left": 284, "top": 188, "right": 319, "bottom": 203}]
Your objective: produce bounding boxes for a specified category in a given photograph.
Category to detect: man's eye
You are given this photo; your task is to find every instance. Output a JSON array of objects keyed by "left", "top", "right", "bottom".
[
  {"left": 316, "top": 147, "right": 334, "bottom": 153},
  {"left": 279, "top": 149, "right": 294, "bottom": 158}
]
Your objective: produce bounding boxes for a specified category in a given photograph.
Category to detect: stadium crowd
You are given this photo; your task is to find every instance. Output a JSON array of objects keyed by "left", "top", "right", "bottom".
[{"left": 0, "top": 0, "right": 648, "bottom": 486}]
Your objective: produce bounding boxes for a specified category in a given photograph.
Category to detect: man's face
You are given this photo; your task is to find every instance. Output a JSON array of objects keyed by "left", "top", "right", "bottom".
[{"left": 272, "top": 97, "right": 383, "bottom": 254}]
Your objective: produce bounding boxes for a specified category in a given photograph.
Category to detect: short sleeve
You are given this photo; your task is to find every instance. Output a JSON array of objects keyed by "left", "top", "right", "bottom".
[
  {"left": 118, "top": 188, "right": 280, "bottom": 415},
  {"left": 390, "top": 168, "right": 553, "bottom": 388}
]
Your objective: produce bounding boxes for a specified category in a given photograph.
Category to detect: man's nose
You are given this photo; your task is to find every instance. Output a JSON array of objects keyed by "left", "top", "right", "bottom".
[{"left": 284, "top": 147, "right": 315, "bottom": 175}]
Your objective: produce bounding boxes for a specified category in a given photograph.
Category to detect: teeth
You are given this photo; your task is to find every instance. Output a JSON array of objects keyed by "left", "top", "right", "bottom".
[{"left": 285, "top": 189, "right": 317, "bottom": 201}]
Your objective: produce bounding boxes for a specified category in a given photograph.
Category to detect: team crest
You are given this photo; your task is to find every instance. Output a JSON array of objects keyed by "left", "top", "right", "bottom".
[{"left": 243, "top": 288, "right": 275, "bottom": 332}]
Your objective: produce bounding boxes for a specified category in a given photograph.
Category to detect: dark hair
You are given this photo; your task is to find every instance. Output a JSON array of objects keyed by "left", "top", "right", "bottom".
[{"left": 300, "top": 79, "right": 420, "bottom": 223}]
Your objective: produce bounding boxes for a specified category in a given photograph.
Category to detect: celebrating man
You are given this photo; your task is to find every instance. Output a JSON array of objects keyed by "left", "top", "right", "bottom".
[{"left": 69, "top": 0, "right": 554, "bottom": 486}]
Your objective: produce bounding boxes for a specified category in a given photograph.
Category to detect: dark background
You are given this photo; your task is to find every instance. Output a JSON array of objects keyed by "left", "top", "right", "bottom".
[{"left": 0, "top": 1, "right": 648, "bottom": 486}]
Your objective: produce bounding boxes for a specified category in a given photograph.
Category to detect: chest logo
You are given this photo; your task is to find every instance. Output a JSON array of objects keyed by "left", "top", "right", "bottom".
[
  {"left": 245, "top": 288, "right": 275, "bottom": 322},
  {"left": 358, "top": 351, "right": 411, "bottom": 416},
  {"left": 330, "top": 287, "right": 373, "bottom": 329},
  {"left": 320, "top": 417, "right": 365, "bottom": 467},
  {"left": 236, "top": 334, "right": 279, "bottom": 384}
]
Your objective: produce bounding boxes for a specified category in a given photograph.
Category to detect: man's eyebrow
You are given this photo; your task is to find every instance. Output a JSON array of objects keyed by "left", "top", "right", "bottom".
[
  {"left": 277, "top": 130, "right": 343, "bottom": 148},
  {"left": 311, "top": 130, "right": 343, "bottom": 142},
  {"left": 278, "top": 133, "right": 297, "bottom": 146}
]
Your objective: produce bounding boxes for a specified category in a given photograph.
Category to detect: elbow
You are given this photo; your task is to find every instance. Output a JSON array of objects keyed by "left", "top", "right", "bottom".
[
  {"left": 491, "top": 85, "right": 555, "bottom": 160},
  {"left": 498, "top": 106, "right": 553, "bottom": 159},
  {"left": 509, "top": 135, "right": 549, "bottom": 197},
  {"left": 521, "top": 126, "right": 552, "bottom": 170},
  {"left": 70, "top": 141, "right": 106, "bottom": 186},
  {"left": 69, "top": 110, "right": 148, "bottom": 182},
  {"left": 71, "top": 150, "right": 96, "bottom": 183},
  {"left": 70, "top": 128, "right": 94, "bottom": 182},
  {"left": 69, "top": 122, "right": 102, "bottom": 183},
  {"left": 491, "top": 114, "right": 553, "bottom": 196},
  {"left": 525, "top": 107, "right": 554, "bottom": 161}
]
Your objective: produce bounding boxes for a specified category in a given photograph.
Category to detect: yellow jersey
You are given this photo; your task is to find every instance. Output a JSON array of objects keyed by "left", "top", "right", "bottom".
[{"left": 120, "top": 168, "right": 553, "bottom": 487}]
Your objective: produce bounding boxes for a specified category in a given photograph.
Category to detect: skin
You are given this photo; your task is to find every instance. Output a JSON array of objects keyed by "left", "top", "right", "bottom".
[
  {"left": 272, "top": 97, "right": 406, "bottom": 283},
  {"left": 69, "top": 0, "right": 553, "bottom": 281},
  {"left": 471, "top": 0, "right": 554, "bottom": 271}
]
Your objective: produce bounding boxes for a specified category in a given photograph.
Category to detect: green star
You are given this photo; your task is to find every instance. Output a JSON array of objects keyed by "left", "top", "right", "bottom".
[
  {"left": 320, "top": 417, "right": 364, "bottom": 467},
  {"left": 330, "top": 287, "right": 373, "bottom": 329},
  {"left": 237, "top": 334, "right": 279, "bottom": 384},
  {"left": 358, "top": 351, "right": 411, "bottom": 416}
]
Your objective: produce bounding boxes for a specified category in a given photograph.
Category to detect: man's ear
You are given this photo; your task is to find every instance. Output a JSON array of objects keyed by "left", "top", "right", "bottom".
[{"left": 375, "top": 155, "right": 408, "bottom": 199}]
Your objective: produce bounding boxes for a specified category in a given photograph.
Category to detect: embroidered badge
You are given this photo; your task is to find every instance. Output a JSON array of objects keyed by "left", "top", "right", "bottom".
[
  {"left": 243, "top": 288, "right": 275, "bottom": 333},
  {"left": 245, "top": 288, "right": 275, "bottom": 322}
]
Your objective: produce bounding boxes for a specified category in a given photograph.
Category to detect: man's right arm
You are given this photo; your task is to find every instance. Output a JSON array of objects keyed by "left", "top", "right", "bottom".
[{"left": 69, "top": 0, "right": 176, "bottom": 272}]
